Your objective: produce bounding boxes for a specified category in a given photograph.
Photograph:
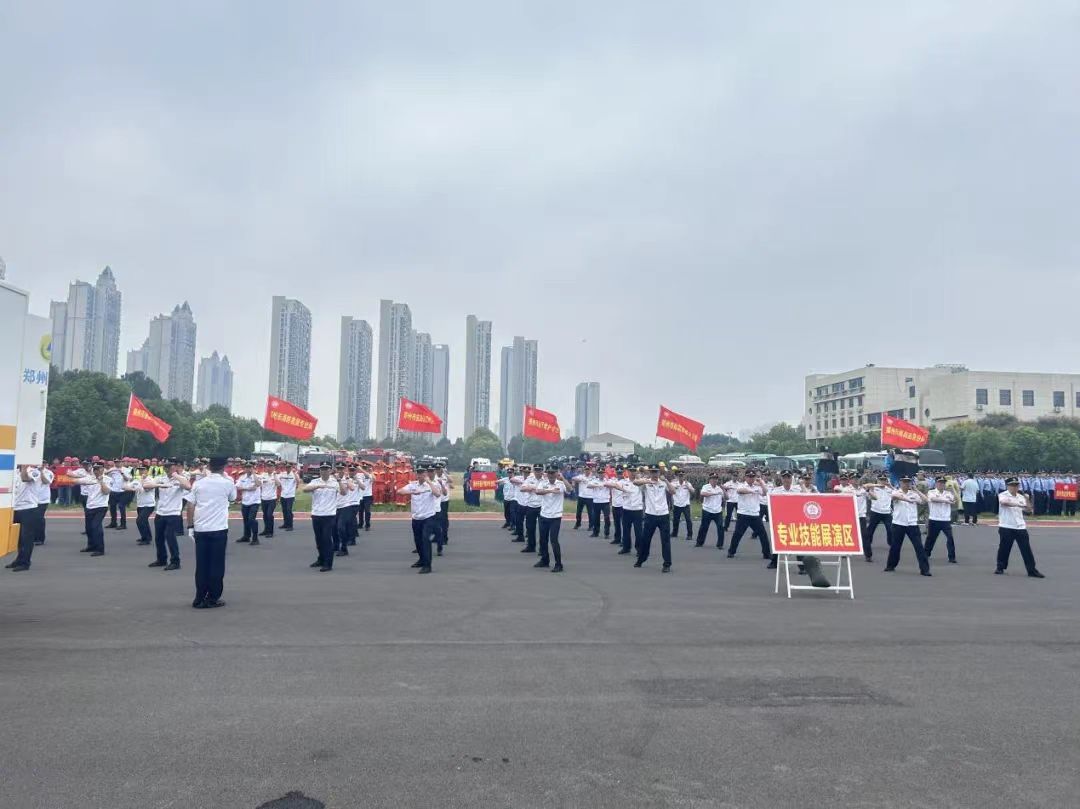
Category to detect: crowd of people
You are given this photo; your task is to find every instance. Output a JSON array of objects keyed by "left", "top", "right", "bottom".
[{"left": 6, "top": 453, "right": 1049, "bottom": 606}]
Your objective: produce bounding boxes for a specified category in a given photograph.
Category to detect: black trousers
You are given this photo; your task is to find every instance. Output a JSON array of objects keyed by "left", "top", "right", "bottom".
[
  {"left": 502, "top": 497, "right": 513, "bottom": 527},
  {"left": 962, "top": 501, "right": 978, "bottom": 524},
  {"left": 925, "top": 519, "right": 956, "bottom": 561},
  {"left": 525, "top": 506, "right": 541, "bottom": 549},
  {"left": 611, "top": 506, "right": 623, "bottom": 544},
  {"left": 638, "top": 513, "right": 672, "bottom": 566},
  {"left": 13, "top": 507, "right": 41, "bottom": 567},
  {"left": 361, "top": 496, "right": 372, "bottom": 529},
  {"left": 108, "top": 491, "right": 127, "bottom": 527},
  {"left": 590, "top": 501, "right": 611, "bottom": 536},
  {"left": 859, "top": 516, "right": 869, "bottom": 559},
  {"left": 335, "top": 509, "right": 353, "bottom": 551},
  {"left": 724, "top": 501, "right": 738, "bottom": 530},
  {"left": 135, "top": 506, "right": 154, "bottom": 543},
  {"left": 261, "top": 499, "right": 277, "bottom": 536},
  {"left": 672, "top": 505, "right": 692, "bottom": 538},
  {"left": 575, "top": 497, "right": 592, "bottom": 529},
  {"left": 865, "top": 511, "right": 892, "bottom": 555},
  {"left": 411, "top": 516, "right": 437, "bottom": 568},
  {"left": 154, "top": 514, "right": 183, "bottom": 564},
  {"left": 36, "top": 502, "right": 48, "bottom": 543},
  {"left": 439, "top": 501, "right": 450, "bottom": 544},
  {"left": 514, "top": 501, "right": 526, "bottom": 541},
  {"left": 240, "top": 504, "right": 260, "bottom": 539},
  {"left": 538, "top": 516, "right": 563, "bottom": 565},
  {"left": 996, "top": 528, "right": 1037, "bottom": 573},
  {"left": 280, "top": 496, "right": 295, "bottom": 529},
  {"left": 193, "top": 530, "right": 227, "bottom": 603},
  {"left": 622, "top": 509, "right": 643, "bottom": 552},
  {"left": 886, "top": 524, "right": 930, "bottom": 573},
  {"left": 86, "top": 507, "right": 107, "bottom": 552},
  {"left": 696, "top": 510, "right": 725, "bottom": 547},
  {"left": 729, "top": 513, "right": 770, "bottom": 558},
  {"left": 312, "top": 515, "right": 335, "bottom": 567}
]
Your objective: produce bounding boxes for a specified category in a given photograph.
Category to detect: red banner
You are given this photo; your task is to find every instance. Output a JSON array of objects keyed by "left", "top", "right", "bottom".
[
  {"left": 880, "top": 414, "right": 929, "bottom": 449},
  {"left": 656, "top": 405, "right": 704, "bottom": 451},
  {"left": 263, "top": 396, "right": 317, "bottom": 440},
  {"left": 1054, "top": 482, "right": 1078, "bottom": 501},
  {"left": 523, "top": 405, "right": 561, "bottom": 443},
  {"left": 470, "top": 471, "right": 497, "bottom": 491},
  {"left": 126, "top": 393, "right": 172, "bottom": 443},
  {"left": 767, "top": 492, "right": 863, "bottom": 556},
  {"left": 397, "top": 397, "right": 442, "bottom": 434}
]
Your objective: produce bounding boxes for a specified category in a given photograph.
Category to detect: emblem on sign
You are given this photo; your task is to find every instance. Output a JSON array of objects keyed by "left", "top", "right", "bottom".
[{"left": 803, "top": 501, "right": 822, "bottom": 520}]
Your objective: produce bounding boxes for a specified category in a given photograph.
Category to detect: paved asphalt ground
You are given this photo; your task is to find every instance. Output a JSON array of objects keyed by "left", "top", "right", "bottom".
[{"left": 2, "top": 515, "right": 1079, "bottom": 809}]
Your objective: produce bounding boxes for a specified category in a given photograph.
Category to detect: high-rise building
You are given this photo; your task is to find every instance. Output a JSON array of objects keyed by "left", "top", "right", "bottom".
[
  {"left": 376, "top": 299, "right": 413, "bottom": 441},
  {"left": 0, "top": 256, "right": 6, "bottom": 280},
  {"left": 432, "top": 344, "right": 450, "bottom": 440},
  {"left": 575, "top": 382, "right": 600, "bottom": 439},
  {"left": 464, "top": 315, "right": 492, "bottom": 438},
  {"left": 268, "top": 296, "right": 312, "bottom": 409},
  {"left": 138, "top": 301, "right": 197, "bottom": 402},
  {"left": 126, "top": 339, "right": 149, "bottom": 376},
  {"left": 196, "top": 351, "right": 234, "bottom": 411},
  {"left": 498, "top": 336, "right": 538, "bottom": 448},
  {"left": 49, "top": 266, "right": 123, "bottom": 376},
  {"left": 410, "top": 331, "right": 434, "bottom": 406},
  {"left": 337, "top": 317, "right": 374, "bottom": 444}
]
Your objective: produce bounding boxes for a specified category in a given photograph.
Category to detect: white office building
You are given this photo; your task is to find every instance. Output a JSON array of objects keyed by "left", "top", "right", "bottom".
[
  {"left": 196, "top": 351, "right": 234, "bottom": 411},
  {"left": 575, "top": 382, "right": 600, "bottom": 439},
  {"left": 498, "top": 336, "right": 538, "bottom": 448},
  {"left": 338, "top": 317, "right": 374, "bottom": 444},
  {"left": 268, "top": 296, "right": 312, "bottom": 409},
  {"left": 804, "top": 364, "right": 1080, "bottom": 440},
  {"left": 464, "top": 315, "right": 492, "bottom": 438},
  {"left": 49, "top": 266, "right": 122, "bottom": 376}
]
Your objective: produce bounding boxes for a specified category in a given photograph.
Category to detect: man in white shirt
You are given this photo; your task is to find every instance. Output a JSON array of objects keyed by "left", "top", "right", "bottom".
[
  {"left": 960, "top": 473, "right": 981, "bottom": 525},
  {"left": 572, "top": 463, "right": 595, "bottom": 532},
  {"left": 631, "top": 466, "right": 676, "bottom": 572},
  {"left": 357, "top": 462, "right": 375, "bottom": 532},
  {"left": 435, "top": 462, "right": 452, "bottom": 548},
  {"left": 105, "top": 459, "right": 132, "bottom": 530},
  {"left": 234, "top": 462, "right": 262, "bottom": 544},
  {"left": 397, "top": 465, "right": 444, "bottom": 574},
  {"left": 77, "top": 462, "right": 113, "bottom": 555},
  {"left": 884, "top": 477, "right": 931, "bottom": 576},
  {"left": 728, "top": 470, "right": 771, "bottom": 562},
  {"left": 836, "top": 473, "right": 871, "bottom": 561},
  {"left": 722, "top": 473, "right": 741, "bottom": 531},
  {"left": 524, "top": 467, "right": 569, "bottom": 571},
  {"left": 125, "top": 464, "right": 157, "bottom": 548},
  {"left": 863, "top": 475, "right": 894, "bottom": 561},
  {"left": 188, "top": 457, "right": 237, "bottom": 608},
  {"left": 612, "top": 468, "right": 644, "bottom": 555},
  {"left": 996, "top": 477, "right": 1044, "bottom": 577},
  {"left": 670, "top": 471, "right": 695, "bottom": 539},
  {"left": 8, "top": 466, "right": 44, "bottom": 571},
  {"left": 695, "top": 471, "right": 726, "bottom": 549},
  {"left": 502, "top": 471, "right": 521, "bottom": 541},
  {"left": 609, "top": 465, "right": 626, "bottom": 547},
  {"left": 303, "top": 463, "right": 345, "bottom": 572},
  {"left": 925, "top": 477, "right": 958, "bottom": 563},
  {"left": 257, "top": 462, "right": 280, "bottom": 538},
  {"left": 143, "top": 459, "right": 187, "bottom": 570},
  {"left": 30, "top": 463, "right": 54, "bottom": 546},
  {"left": 587, "top": 466, "right": 613, "bottom": 539},
  {"left": 277, "top": 462, "right": 301, "bottom": 532}
]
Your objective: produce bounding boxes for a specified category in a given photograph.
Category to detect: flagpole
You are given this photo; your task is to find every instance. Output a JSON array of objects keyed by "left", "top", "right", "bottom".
[{"left": 120, "top": 427, "right": 128, "bottom": 458}]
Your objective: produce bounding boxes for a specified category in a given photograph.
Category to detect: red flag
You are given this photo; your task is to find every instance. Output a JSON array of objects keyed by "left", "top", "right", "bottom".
[
  {"left": 656, "top": 405, "right": 704, "bottom": 451},
  {"left": 880, "top": 414, "right": 929, "bottom": 449},
  {"left": 126, "top": 393, "right": 172, "bottom": 443},
  {"left": 397, "top": 397, "right": 442, "bottom": 434},
  {"left": 263, "top": 395, "right": 318, "bottom": 440},
  {"left": 523, "top": 405, "right": 561, "bottom": 443}
]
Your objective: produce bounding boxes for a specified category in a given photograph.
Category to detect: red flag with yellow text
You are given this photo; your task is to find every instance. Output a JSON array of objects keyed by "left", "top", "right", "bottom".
[
  {"left": 397, "top": 397, "right": 443, "bottom": 434},
  {"left": 263, "top": 395, "right": 318, "bottom": 440},
  {"left": 656, "top": 405, "right": 704, "bottom": 452},
  {"left": 126, "top": 393, "right": 172, "bottom": 443},
  {"left": 523, "top": 405, "right": 561, "bottom": 443},
  {"left": 880, "top": 414, "right": 928, "bottom": 449}
]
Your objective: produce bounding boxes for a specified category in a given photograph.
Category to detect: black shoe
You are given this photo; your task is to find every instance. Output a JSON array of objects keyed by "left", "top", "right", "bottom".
[
  {"left": 9, "top": 564, "right": 28, "bottom": 572},
  {"left": 694, "top": 542, "right": 704, "bottom": 547},
  {"left": 4, "top": 562, "right": 16, "bottom": 569},
  {"left": 285, "top": 526, "right": 295, "bottom": 532},
  {"left": 533, "top": 559, "right": 549, "bottom": 568},
  {"left": 865, "top": 555, "right": 873, "bottom": 563},
  {"left": 716, "top": 544, "right": 724, "bottom": 550},
  {"left": 662, "top": 564, "right": 671, "bottom": 573},
  {"left": 364, "top": 525, "right": 370, "bottom": 532},
  {"left": 80, "top": 546, "right": 92, "bottom": 552},
  {"left": 249, "top": 539, "right": 260, "bottom": 546},
  {"left": 336, "top": 550, "right": 348, "bottom": 556},
  {"left": 511, "top": 538, "right": 525, "bottom": 543},
  {"left": 90, "top": 551, "right": 104, "bottom": 557},
  {"left": 310, "top": 560, "right": 322, "bottom": 568},
  {"left": 410, "top": 561, "right": 423, "bottom": 568},
  {"left": 118, "top": 525, "right": 127, "bottom": 530},
  {"left": 883, "top": 567, "right": 896, "bottom": 572},
  {"left": 994, "top": 568, "right": 1005, "bottom": 575},
  {"left": 590, "top": 532, "right": 599, "bottom": 538},
  {"left": 573, "top": 525, "right": 580, "bottom": 530},
  {"left": 192, "top": 598, "right": 207, "bottom": 609},
  {"left": 1028, "top": 570, "right": 1046, "bottom": 578},
  {"left": 204, "top": 599, "right": 226, "bottom": 608},
  {"left": 948, "top": 559, "right": 957, "bottom": 564},
  {"left": 319, "top": 566, "right": 332, "bottom": 572},
  {"left": 236, "top": 537, "right": 250, "bottom": 543},
  {"left": 106, "top": 523, "right": 117, "bottom": 529},
  {"left": 766, "top": 561, "right": 777, "bottom": 569},
  {"left": 436, "top": 549, "right": 443, "bottom": 556},
  {"left": 165, "top": 562, "right": 180, "bottom": 571},
  {"left": 633, "top": 561, "right": 643, "bottom": 568},
  {"left": 347, "top": 539, "right": 356, "bottom": 546},
  {"left": 552, "top": 564, "right": 564, "bottom": 572},
  {"left": 520, "top": 546, "right": 533, "bottom": 553},
  {"left": 609, "top": 539, "right": 620, "bottom": 545},
  {"left": 726, "top": 553, "right": 735, "bottom": 559},
  {"left": 258, "top": 531, "right": 269, "bottom": 537},
  {"left": 920, "top": 571, "right": 932, "bottom": 577},
  {"left": 617, "top": 549, "right": 631, "bottom": 555},
  {"left": 417, "top": 566, "right": 431, "bottom": 574},
  {"left": 148, "top": 560, "right": 165, "bottom": 568},
  {"left": 33, "top": 540, "right": 45, "bottom": 546}
]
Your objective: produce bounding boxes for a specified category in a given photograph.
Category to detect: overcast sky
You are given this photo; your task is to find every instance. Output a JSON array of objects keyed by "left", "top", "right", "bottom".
[{"left": 3, "top": 1, "right": 1078, "bottom": 444}]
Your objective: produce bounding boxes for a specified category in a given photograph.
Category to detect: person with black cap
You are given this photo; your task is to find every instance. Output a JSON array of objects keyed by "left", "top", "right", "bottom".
[
  {"left": 695, "top": 471, "right": 726, "bottom": 548},
  {"left": 104, "top": 458, "right": 132, "bottom": 530},
  {"left": 836, "top": 473, "right": 871, "bottom": 562},
  {"left": 615, "top": 466, "right": 645, "bottom": 555},
  {"left": 187, "top": 457, "right": 237, "bottom": 608},
  {"left": 670, "top": 469, "right": 695, "bottom": 540},
  {"left": 501, "top": 470, "right": 520, "bottom": 539},
  {"left": 234, "top": 462, "right": 262, "bottom": 544},
  {"left": 8, "top": 465, "right": 44, "bottom": 571},
  {"left": 278, "top": 462, "right": 301, "bottom": 531},
  {"left": 435, "top": 462, "right": 452, "bottom": 547},
  {"left": 924, "top": 477, "right": 958, "bottom": 563},
  {"left": 397, "top": 465, "right": 444, "bottom": 574},
  {"left": 722, "top": 471, "right": 741, "bottom": 531},
  {"left": 256, "top": 462, "right": 279, "bottom": 538},
  {"left": 862, "top": 475, "right": 894, "bottom": 561},
  {"left": 587, "top": 465, "right": 612, "bottom": 538},
  {"left": 571, "top": 463, "right": 594, "bottom": 531},
  {"left": 517, "top": 464, "right": 543, "bottom": 554},
  {"left": 125, "top": 464, "right": 156, "bottom": 547},
  {"left": 996, "top": 477, "right": 1045, "bottom": 578},
  {"left": 331, "top": 463, "right": 352, "bottom": 555},
  {"left": 609, "top": 464, "right": 626, "bottom": 547},
  {"left": 142, "top": 459, "right": 187, "bottom": 568},
  {"left": 304, "top": 463, "right": 345, "bottom": 571},
  {"left": 631, "top": 466, "right": 675, "bottom": 572},
  {"left": 525, "top": 467, "right": 569, "bottom": 571},
  {"left": 727, "top": 469, "right": 771, "bottom": 563},
  {"left": 357, "top": 461, "right": 375, "bottom": 532},
  {"left": 884, "top": 477, "right": 931, "bottom": 576}
]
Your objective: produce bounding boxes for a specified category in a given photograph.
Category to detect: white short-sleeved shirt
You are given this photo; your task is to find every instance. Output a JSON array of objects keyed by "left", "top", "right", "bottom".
[
  {"left": 700, "top": 483, "right": 724, "bottom": 513},
  {"left": 236, "top": 474, "right": 262, "bottom": 507},
  {"left": 619, "top": 480, "right": 644, "bottom": 511},
  {"left": 589, "top": 476, "right": 611, "bottom": 504},
  {"left": 870, "top": 486, "right": 893, "bottom": 515},
  {"left": 927, "top": 490, "right": 954, "bottom": 522},
  {"left": 735, "top": 484, "right": 763, "bottom": 517},
  {"left": 14, "top": 469, "right": 41, "bottom": 511},
  {"left": 642, "top": 482, "right": 670, "bottom": 516},
  {"left": 671, "top": 482, "right": 693, "bottom": 508},
  {"left": 259, "top": 473, "right": 279, "bottom": 500},
  {"left": 998, "top": 492, "right": 1027, "bottom": 530},
  {"left": 402, "top": 481, "right": 439, "bottom": 520},
  {"left": 309, "top": 478, "right": 341, "bottom": 517},
  {"left": 536, "top": 479, "right": 568, "bottom": 519},
  {"left": 132, "top": 477, "right": 157, "bottom": 508},
  {"left": 891, "top": 490, "right": 923, "bottom": 527},
  {"left": 190, "top": 474, "right": 237, "bottom": 532}
]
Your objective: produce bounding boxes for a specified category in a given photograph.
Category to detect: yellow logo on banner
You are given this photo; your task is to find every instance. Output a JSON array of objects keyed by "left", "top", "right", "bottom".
[{"left": 40, "top": 334, "right": 52, "bottom": 362}]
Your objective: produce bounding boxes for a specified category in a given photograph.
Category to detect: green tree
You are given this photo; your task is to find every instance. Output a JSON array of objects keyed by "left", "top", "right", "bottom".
[
  {"left": 464, "top": 427, "right": 504, "bottom": 462},
  {"left": 120, "top": 372, "right": 162, "bottom": 401},
  {"left": 1042, "top": 429, "right": 1080, "bottom": 471},
  {"left": 194, "top": 419, "right": 221, "bottom": 456},
  {"left": 1006, "top": 426, "right": 1046, "bottom": 472},
  {"left": 935, "top": 423, "right": 976, "bottom": 468},
  {"left": 964, "top": 428, "right": 1007, "bottom": 470}
]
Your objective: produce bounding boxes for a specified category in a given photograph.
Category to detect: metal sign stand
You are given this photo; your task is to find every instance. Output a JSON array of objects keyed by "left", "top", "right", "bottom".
[{"left": 774, "top": 554, "right": 855, "bottom": 599}]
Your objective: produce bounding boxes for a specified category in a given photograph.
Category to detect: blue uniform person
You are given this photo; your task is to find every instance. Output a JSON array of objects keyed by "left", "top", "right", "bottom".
[{"left": 187, "top": 457, "right": 237, "bottom": 608}]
